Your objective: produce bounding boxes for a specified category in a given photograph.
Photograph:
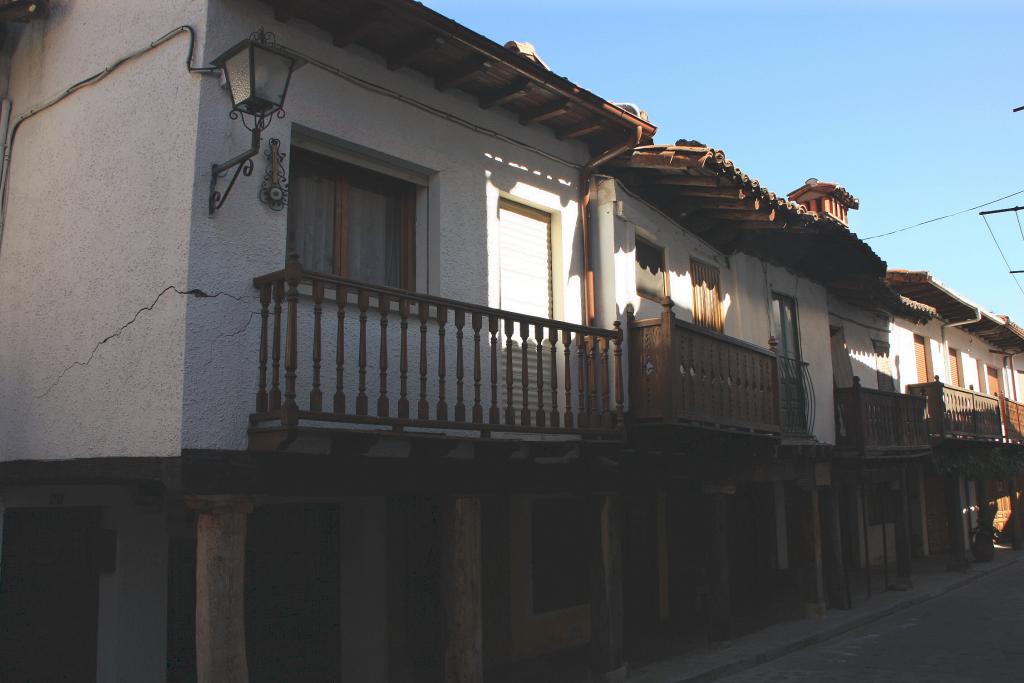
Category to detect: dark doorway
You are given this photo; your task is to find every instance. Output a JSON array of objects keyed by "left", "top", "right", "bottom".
[
  {"left": 246, "top": 504, "right": 341, "bottom": 683},
  {"left": 0, "top": 507, "right": 103, "bottom": 683}
]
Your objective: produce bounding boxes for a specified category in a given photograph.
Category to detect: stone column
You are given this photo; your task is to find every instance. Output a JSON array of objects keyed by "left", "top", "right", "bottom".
[
  {"left": 443, "top": 497, "right": 483, "bottom": 683},
  {"left": 191, "top": 497, "right": 253, "bottom": 683},
  {"left": 589, "top": 494, "right": 626, "bottom": 682},
  {"left": 802, "top": 485, "right": 827, "bottom": 617},
  {"left": 894, "top": 469, "right": 914, "bottom": 586}
]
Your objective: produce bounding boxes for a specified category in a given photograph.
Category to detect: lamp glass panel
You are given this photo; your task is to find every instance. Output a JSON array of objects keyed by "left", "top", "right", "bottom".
[
  {"left": 252, "top": 46, "right": 294, "bottom": 110},
  {"left": 223, "top": 47, "right": 253, "bottom": 109}
]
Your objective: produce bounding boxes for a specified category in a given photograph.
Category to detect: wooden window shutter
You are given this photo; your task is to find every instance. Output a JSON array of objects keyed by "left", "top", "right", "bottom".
[
  {"left": 913, "top": 334, "right": 931, "bottom": 383},
  {"left": 948, "top": 348, "right": 963, "bottom": 388},
  {"left": 872, "top": 339, "right": 895, "bottom": 392},
  {"left": 987, "top": 365, "right": 1001, "bottom": 396},
  {"left": 690, "top": 259, "right": 724, "bottom": 332}
]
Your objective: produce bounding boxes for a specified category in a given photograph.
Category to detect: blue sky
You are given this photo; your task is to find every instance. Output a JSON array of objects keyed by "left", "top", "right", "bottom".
[{"left": 428, "top": 0, "right": 1024, "bottom": 320}]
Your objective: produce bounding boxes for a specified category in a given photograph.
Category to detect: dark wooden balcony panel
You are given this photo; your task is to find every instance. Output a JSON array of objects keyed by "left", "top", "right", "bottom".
[
  {"left": 249, "top": 256, "right": 624, "bottom": 443},
  {"left": 834, "top": 381, "right": 930, "bottom": 457},
  {"left": 628, "top": 304, "right": 781, "bottom": 437},
  {"left": 1001, "top": 396, "right": 1024, "bottom": 444},
  {"left": 905, "top": 381, "right": 1002, "bottom": 441}
]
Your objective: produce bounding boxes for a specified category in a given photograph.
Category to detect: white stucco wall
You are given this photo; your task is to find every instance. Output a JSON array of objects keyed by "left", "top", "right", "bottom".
[
  {"left": 593, "top": 177, "right": 835, "bottom": 444},
  {"left": 180, "top": 0, "right": 592, "bottom": 450},
  {"left": 891, "top": 315, "right": 1013, "bottom": 398},
  {"left": 0, "top": 0, "right": 210, "bottom": 461},
  {"left": 827, "top": 295, "right": 893, "bottom": 391}
]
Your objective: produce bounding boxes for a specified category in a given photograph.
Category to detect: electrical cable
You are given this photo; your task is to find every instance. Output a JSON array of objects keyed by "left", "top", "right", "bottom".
[
  {"left": 0, "top": 26, "right": 218, "bottom": 253},
  {"left": 1015, "top": 210, "right": 1024, "bottom": 243},
  {"left": 981, "top": 214, "right": 1024, "bottom": 299},
  {"left": 863, "top": 187, "right": 1024, "bottom": 240}
]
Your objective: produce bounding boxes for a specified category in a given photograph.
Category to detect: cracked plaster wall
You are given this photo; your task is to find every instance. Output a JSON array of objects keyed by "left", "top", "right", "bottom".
[
  {"left": 0, "top": 0, "right": 208, "bottom": 461},
  {"left": 179, "top": 0, "right": 591, "bottom": 450}
]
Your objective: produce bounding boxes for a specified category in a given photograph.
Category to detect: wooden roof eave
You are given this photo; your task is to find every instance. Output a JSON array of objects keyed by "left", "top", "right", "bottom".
[{"left": 254, "top": 0, "right": 656, "bottom": 149}]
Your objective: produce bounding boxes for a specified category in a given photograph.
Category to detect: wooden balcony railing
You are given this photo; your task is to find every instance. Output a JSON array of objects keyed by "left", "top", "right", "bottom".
[
  {"left": 905, "top": 380, "right": 1002, "bottom": 441},
  {"left": 628, "top": 300, "right": 783, "bottom": 436},
  {"left": 1001, "top": 395, "right": 1024, "bottom": 444},
  {"left": 834, "top": 378, "right": 929, "bottom": 456},
  {"left": 250, "top": 256, "right": 623, "bottom": 437}
]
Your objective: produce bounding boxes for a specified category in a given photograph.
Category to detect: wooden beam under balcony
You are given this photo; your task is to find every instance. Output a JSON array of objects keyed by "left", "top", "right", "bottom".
[
  {"left": 435, "top": 57, "right": 494, "bottom": 91},
  {"left": 387, "top": 32, "right": 447, "bottom": 70}
]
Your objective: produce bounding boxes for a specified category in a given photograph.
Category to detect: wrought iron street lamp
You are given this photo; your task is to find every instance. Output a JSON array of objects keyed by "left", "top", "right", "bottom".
[{"left": 208, "top": 28, "right": 304, "bottom": 214}]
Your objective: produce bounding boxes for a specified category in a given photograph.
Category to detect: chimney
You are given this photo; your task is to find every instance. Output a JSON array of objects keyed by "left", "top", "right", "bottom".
[{"left": 787, "top": 178, "right": 860, "bottom": 226}]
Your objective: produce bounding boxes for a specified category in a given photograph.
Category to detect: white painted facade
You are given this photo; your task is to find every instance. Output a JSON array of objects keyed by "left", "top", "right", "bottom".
[
  {"left": 0, "top": 0, "right": 594, "bottom": 462},
  {"left": 591, "top": 176, "right": 836, "bottom": 444}
]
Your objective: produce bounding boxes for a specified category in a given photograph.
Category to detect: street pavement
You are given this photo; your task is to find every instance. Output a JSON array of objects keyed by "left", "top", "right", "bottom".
[{"left": 718, "top": 559, "right": 1024, "bottom": 682}]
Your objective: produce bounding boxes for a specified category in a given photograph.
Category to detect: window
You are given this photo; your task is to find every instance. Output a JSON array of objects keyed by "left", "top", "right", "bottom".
[
  {"left": 690, "top": 259, "right": 724, "bottom": 332},
  {"left": 913, "top": 334, "right": 931, "bottom": 383},
  {"left": 872, "top": 340, "right": 895, "bottom": 392},
  {"left": 498, "top": 199, "right": 552, "bottom": 318},
  {"left": 948, "top": 348, "right": 964, "bottom": 388},
  {"left": 770, "top": 293, "right": 801, "bottom": 360},
  {"left": 635, "top": 237, "right": 666, "bottom": 300},
  {"left": 286, "top": 149, "right": 415, "bottom": 288}
]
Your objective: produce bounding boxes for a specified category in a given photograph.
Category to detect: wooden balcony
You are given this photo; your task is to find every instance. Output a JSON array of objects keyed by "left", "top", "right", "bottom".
[
  {"left": 834, "top": 379, "right": 930, "bottom": 457},
  {"left": 627, "top": 301, "right": 795, "bottom": 437},
  {"left": 249, "top": 256, "right": 624, "bottom": 447},
  {"left": 905, "top": 381, "right": 1003, "bottom": 442},
  {"left": 1002, "top": 395, "right": 1024, "bottom": 444}
]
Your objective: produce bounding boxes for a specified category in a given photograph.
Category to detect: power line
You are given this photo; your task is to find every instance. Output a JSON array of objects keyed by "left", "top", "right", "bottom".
[
  {"left": 981, "top": 213, "right": 1024, "bottom": 299},
  {"left": 863, "top": 188, "right": 1024, "bottom": 240}
]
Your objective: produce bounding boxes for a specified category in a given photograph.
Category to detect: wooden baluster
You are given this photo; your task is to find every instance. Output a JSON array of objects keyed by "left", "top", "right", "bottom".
[
  {"left": 577, "top": 332, "right": 587, "bottom": 428},
  {"left": 437, "top": 304, "right": 448, "bottom": 421},
  {"left": 489, "top": 315, "right": 500, "bottom": 424},
  {"left": 520, "top": 320, "right": 531, "bottom": 427},
  {"left": 334, "top": 285, "right": 347, "bottom": 413},
  {"left": 600, "top": 335, "right": 612, "bottom": 427},
  {"left": 549, "top": 325, "right": 560, "bottom": 428},
  {"left": 356, "top": 289, "right": 369, "bottom": 416},
  {"left": 309, "top": 280, "right": 324, "bottom": 412},
  {"left": 256, "top": 284, "right": 270, "bottom": 413},
  {"left": 419, "top": 302, "right": 430, "bottom": 420},
  {"left": 377, "top": 293, "right": 390, "bottom": 417},
  {"left": 270, "top": 281, "right": 283, "bottom": 411},
  {"left": 505, "top": 318, "right": 516, "bottom": 425},
  {"left": 613, "top": 321, "right": 624, "bottom": 427},
  {"left": 455, "top": 309, "right": 466, "bottom": 422},
  {"left": 282, "top": 256, "right": 301, "bottom": 426},
  {"left": 563, "top": 329, "right": 573, "bottom": 428},
  {"left": 398, "top": 298, "right": 410, "bottom": 419},
  {"left": 588, "top": 334, "right": 600, "bottom": 427},
  {"left": 472, "top": 312, "right": 483, "bottom": 424},
  {"left": 535, "top": 322, "right": 546, "bottom": 427}
]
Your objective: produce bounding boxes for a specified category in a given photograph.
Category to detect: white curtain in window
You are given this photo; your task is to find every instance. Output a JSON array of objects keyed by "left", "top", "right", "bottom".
[
  {"left": 287, "top": 172, "right": 335, "bottom": 274},
  {"left": 348, "top": 183, "right": 400, "bottom": 287}
]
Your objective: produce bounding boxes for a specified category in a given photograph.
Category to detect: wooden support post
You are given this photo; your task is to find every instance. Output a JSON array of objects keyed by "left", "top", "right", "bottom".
[
  {"left": 803, "top": 485, "right": 826, "bottom": 618},
  {"left": 894, "top": 468, "right": 914, "bottom": 586},
  {"left": 707, "top": 489, "right": 731, "bottom": 643},
  {"left": 822, "top": 486, "right": 851, "bottom": 610},
  {"left": 443, "top": 497, "right": 483, "bottom": 683},
  {"left": 946, "top": 474, "right": 970, "bottom": 570},
  {"left": 1011, "top": 475, "right": 1024, "bottom": 550},
  {"left": 589, "top": 494, "right": 626, "bottom": 682},
  {"left": 191, "top": 497, "right": 253, "bottom": 683}
]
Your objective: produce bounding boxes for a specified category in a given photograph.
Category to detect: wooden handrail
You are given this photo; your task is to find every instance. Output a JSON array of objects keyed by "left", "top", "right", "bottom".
[
  {"left": 252, "top": 256, "right": 623, "bottom": 436},
  {"left": 906, "top": 380, "right": 1002, "bottom": 440}
]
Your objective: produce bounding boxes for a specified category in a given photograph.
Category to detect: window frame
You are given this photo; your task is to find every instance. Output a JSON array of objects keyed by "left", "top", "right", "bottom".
[
  {"left": 287, "top": 148, "right": 417, "bottom": 289},
  {"left": 634, "top": 236, "right": 667, "bottom": 302}
]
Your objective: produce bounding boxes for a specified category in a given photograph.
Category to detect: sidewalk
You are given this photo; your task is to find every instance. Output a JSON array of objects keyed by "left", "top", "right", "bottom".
[{"left": 629, "top": 547, "right": 1022, "bottom": 683}]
